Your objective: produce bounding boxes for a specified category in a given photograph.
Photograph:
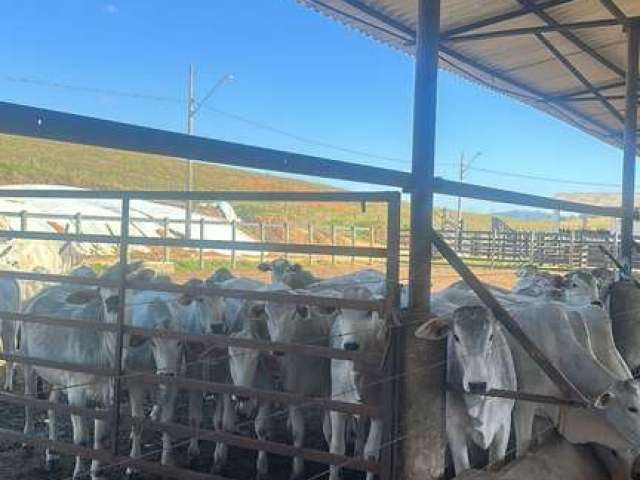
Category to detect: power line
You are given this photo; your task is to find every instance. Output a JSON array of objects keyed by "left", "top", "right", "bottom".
[
  {"left": 467, "top": 165, "right": 622, "bottom": 188},
  {"left": 1, "top": 74, "right": 411, "bottom": 167}
]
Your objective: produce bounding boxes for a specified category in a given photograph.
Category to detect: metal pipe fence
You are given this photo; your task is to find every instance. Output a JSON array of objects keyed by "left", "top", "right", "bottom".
[
  {"left": 3, "top": 207, "right": 631, "bottom": 271},
  {"left": 0, "top": 188, "right": 402, "bottom": 480}
]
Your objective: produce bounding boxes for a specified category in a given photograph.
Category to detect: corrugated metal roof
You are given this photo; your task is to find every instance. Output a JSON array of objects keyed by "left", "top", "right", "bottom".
[{"left": 299, "top": 0, "right": 640, "bottom": 148}]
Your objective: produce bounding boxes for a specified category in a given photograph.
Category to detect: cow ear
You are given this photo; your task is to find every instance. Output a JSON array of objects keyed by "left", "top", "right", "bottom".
[
  {"left": 249, "top": 302, "right": 266, "bottom": 319},
  {"left": 135, "top": 268, "right": 157, "bottom": 282},
  {"left": 66, "top": 289, "right": 100, "bottom": 305},
  {"left": 257, "top": 262, "right": 272, "bottom": 272},
  {"left": 178, "top": 294, "right": 194, "bottom": 306},
  {"left": 594, "top": 390, "right": 616, "bottom": 409},
  {"left": 296, "top": 305, "right": 310, "bottom": 320},
  {"left": 415, "top": 317, "right": 450, "bottom": 340}
]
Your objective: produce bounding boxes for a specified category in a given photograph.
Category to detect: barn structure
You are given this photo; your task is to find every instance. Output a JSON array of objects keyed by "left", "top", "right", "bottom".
[{"left": 0, "top": 1, "right": 639, "bottom": 479}]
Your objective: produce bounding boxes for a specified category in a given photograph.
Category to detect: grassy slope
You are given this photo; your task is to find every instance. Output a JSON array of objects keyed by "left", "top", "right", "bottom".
[{"left": 0, "top": 133, "right": 609, "bottom": 231}]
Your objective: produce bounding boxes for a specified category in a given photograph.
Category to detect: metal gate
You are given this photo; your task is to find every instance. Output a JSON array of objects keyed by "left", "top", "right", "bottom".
[{"left": 0, "top": 188, "right": 401, "bottom": 480}]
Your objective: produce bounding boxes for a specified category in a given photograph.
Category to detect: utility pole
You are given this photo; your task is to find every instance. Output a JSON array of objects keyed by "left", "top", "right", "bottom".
[
  {"left": 456, "top": 151, "right": 481, "bottom": 227},
  {"left": 184, "top": 65, "right": 234, "bottom": 239},
  {"left": 185, "top": 65, "right": 195, "bottom": 240}
]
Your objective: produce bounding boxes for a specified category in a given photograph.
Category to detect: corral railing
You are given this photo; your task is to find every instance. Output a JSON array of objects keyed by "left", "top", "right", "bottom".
[
  {"left": 0, "top": 189, "right": 402, "bottom": 480},
  {"left": 3, "top": 206, "right": 632, "bottom": 271},
  {"left": 399, "top": 228, "right": 628, "bottom": 270}
]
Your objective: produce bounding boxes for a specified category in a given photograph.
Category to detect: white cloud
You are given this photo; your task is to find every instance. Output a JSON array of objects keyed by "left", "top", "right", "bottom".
[{"left": 102, "top": 4, "right": 118, "bottom": 14}]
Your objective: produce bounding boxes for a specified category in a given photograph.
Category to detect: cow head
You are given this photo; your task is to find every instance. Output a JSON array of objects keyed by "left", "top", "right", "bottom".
[
  {"left": 258, "top": 291, "right": 337, "bottom": 346},
  {"left": 257, "top": 258, "right": 292, "bottom": 284},
  {"left": 416, "top": 305, "right": 499, "bottom": 394},
  {"left": 563, "top": 270, "right": 600, "bottom": 306},
  {"left": 207, "top": 267, "right": 234, "bottom": 285},
  {"left": 334, "top": 286, "right": 384, "bottom": 353},
  {"left": 228, "top": 329, "right": 262, "bottom": 413},
  {"left": 64, "top": 261, "right": 144, "bottom": 323}
]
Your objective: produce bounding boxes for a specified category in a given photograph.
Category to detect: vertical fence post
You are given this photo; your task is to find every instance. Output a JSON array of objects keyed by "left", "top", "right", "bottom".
[
  {"left": 351, "top": 225, "right": 357, "bottom": 265},
  {"left": 369, "top": 226, "right": 375, "bottom": 265},
  {"left": 260, "top": 222, "right": 265, "bottom": 263},
  {"left": 231, "top": 220, "right": 237, "bottom": 269},
  {"left": 308, "top": 223, "right": 313, "bottom": 265},
  {"left": 74, "top": 212, "right": 82, "bottom": 235},
  {"left": 199, "top": 217, "right": 205, "bottom": 269},
  {"left": 621, "top": 22, "right": 640, "bottom": 272},
  {"left": 331, "top": 224, "right": 337, "bottom": 265},
  {"left": 111, "top": 195, "right": 130, "bottom": 456},
  {"left": 163, "top": 217, "right": 170, "bottom": 263},
  {"left": 283, "top": 222, "right": 290, "bottom": 261},
  {"left": 19, "top": 210, "right": 27, "bottom": 231}
]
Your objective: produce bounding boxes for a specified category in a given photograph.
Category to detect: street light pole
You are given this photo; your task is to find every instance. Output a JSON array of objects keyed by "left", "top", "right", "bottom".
[
  {"left": 456, "top": 151, "right": 481, "bottom": 228},
  {"left": 185, "top": 64, "right": 195, "bottom": 239},
  {"left": 184, "top": 66, "right": 234, "bottom": 240}
]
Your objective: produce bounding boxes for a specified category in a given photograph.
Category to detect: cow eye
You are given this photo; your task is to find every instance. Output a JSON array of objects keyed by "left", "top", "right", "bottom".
[
  {"left": 453, "top": 334, "right": 460, "bottom": 343},
  {"left": 629, "top": 406, "right": 639, "bottom": 414}
]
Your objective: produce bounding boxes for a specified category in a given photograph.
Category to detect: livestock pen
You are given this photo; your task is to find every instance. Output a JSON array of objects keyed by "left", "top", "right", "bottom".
[{"left": 1, "top": 1, "right": 640, "bottom": 480}]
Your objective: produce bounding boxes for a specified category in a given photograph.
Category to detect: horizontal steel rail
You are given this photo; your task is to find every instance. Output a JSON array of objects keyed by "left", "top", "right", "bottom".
[
  {"left": 0, "top": 391, "right": 379, "bottom": 471},
  {"left": 0, "top": 102, "right": 410, "bottom": 188},
  {"left": 0, "top": 390, "right": 111, "bottom": 419},
  {"left": 0, "top": 229, "right": 389, "bottom": 258},
  {"left": 0, "top": 270, "right": 384, "bottom": 311},
  {"left": 0, "top": 427, "right": 231, "bottom": 480},
  {"left": 124, "top": 417, "right": 381, "bottom": 474},
  {"left": 135, "top": 374, "right": 379, "bottom": 417},
  {"left": 0, "top": 188, "right": 399, "bottom": 203},
  {"left": 445, "top": 384, "right": 585, "bottom": 407},
  {"left": 0, "top": 310, "right": 118, "bottom": 332},
  {"left": 433, "top": 177, "right": 622, "bottom": 217},
  {"left": 124, "top": 324, "right": 378, "bottom": 363},
  {"left": 0, "top": 352, "right": 116, "bottom": 377}
]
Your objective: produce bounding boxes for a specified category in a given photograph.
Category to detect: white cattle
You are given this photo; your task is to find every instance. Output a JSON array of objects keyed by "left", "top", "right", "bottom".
[
  {"left": 513, "top": 267, "right": 601, "bottom": 306},
  {"left": 329, "top": 285, "right": 387, "bottom": 480},
  {"left": 257, "top": 258, "right": 321, "bottom": 289},
  {"left": 257, "top": 258, "right": 294, "bottom": 284},
  {"left": 126, "top": 277, "right": 226, "bottom": 471},
  {"left": 416, "top": 301, "right": 516, "bottom": 474},
  {"left": 258, "top": 291, "right": 337, "bottom": 480},
  {"left": 20, "top": 262, "right": 142, "bottom": 480},
  {"left": 509, "top": 302, "right": 640, "bottom": 456},
  {"left": 217, "top": 276, "right": 276, "bottom": 475},
  {"left": 228, "top": 315, "right": 276, "bottom": 480},
  {"left": 0, "top": 275, "right": 19, "bottom": 390}
]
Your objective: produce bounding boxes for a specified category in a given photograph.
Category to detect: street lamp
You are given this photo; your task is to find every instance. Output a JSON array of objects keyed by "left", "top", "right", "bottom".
[{"left": 185, "top": 66, "right": 235, "bottom": 239}]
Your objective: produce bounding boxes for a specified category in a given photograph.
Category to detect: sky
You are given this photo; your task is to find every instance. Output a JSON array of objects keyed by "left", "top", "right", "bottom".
[{"left": 0, "top": 0, "right": 632, "bottom": 213}]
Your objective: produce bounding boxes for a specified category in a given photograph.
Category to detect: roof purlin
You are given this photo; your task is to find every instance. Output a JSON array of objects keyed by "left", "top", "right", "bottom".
[{"left": 535, "top": 32, "right": 625, "bottom": 124}]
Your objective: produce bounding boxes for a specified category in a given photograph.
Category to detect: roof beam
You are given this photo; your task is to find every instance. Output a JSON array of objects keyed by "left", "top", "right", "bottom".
[
  {"left": 553, "top": 79, "right": 626, "bottom": 99},
  {"left": 600, "top": 0, "right": 628, "bottom": 23},
  {"left": 444, "top": 19, "right": 620, "bottom": 42},
  {"left": 516, "top": 0, "right": 626, "bottom": 79},
  {"left": 440, "top": 44, "right": 619, "bottom": 140},
  {"left": 535, "top": 33, "right": 625, "bottom": 124},
  {"left": 442, "top": 0, "right": 574, "bottom": 37}
]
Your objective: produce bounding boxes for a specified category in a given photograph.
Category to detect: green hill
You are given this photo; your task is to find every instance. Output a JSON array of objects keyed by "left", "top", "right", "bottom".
[{"left": 0, "top": 133, "right": 609, "bottom": 233}]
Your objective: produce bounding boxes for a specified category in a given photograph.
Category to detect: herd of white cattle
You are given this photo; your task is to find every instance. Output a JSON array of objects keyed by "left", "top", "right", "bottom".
[{"left": 3, "top": 234, "right": 640, "bottom": 480}]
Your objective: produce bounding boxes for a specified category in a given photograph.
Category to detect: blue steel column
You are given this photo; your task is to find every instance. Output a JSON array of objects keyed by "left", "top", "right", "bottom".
[
  {"left": 401, "top": 0, "right": 445, "bottom": 479},
  {"left": 621, "top": 22, "right": 639, "bottom": 273}
]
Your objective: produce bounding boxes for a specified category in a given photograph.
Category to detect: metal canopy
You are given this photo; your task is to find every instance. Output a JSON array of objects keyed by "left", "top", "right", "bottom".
[{"left": 301, "top": 0, "right": 640, "bottom": 148}]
